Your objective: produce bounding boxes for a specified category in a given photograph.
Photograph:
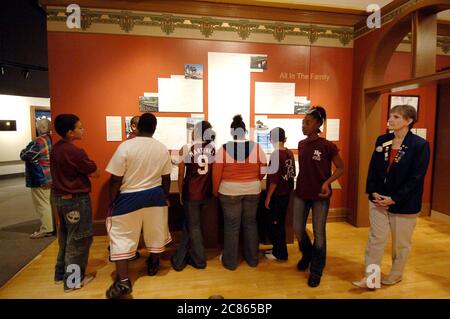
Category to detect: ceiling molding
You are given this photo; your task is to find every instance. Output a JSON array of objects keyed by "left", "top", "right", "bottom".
[
  {"left": 354, "top": 0, "right": 450, "bottom": 39},
  {"left": 39, "top": 0, "right": 366, "bottom": 26},
  {"left": 46, "top": 7, "right": 354, "bottom": 46}
]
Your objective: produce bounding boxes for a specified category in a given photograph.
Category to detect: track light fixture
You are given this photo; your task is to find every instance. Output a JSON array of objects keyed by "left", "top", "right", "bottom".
[{"left": 22, "top": 69, "right": 30, "bottom": 79}]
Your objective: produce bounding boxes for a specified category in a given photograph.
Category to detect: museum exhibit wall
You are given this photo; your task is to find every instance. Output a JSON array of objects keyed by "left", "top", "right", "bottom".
[{"left": 47, "top": 31, "right": 353, "bottom": 221}]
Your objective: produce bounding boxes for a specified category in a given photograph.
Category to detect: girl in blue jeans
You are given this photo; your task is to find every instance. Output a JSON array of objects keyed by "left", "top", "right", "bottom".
[
  {"left": 171, "top": 121, "right": 216, "bottom": 270},
  {"left": 293, "top": 106, "right": 344, "bottom": 287}
]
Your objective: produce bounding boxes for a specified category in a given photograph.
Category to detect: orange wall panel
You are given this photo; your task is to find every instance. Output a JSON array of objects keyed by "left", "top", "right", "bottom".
[{"left": 47, "top": 32, "right": 354, "bottom": 219}]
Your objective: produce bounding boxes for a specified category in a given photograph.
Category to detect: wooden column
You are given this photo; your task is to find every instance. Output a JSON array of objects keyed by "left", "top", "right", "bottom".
[{"left": 411, "top": 11, "right": 437, "bottom": 77}]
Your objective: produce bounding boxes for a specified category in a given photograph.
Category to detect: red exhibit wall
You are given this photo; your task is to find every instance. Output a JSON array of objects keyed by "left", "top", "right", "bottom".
[
  {"left": 47, "top": 32, "right": 353, "bottom": 220},
  {"left": 380, "top": 52, "right": 450, "bottom": 205}
]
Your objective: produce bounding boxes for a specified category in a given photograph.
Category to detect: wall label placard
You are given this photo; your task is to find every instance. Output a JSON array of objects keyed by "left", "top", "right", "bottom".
[{"left": 279, "top": 72, "right": 330, "bottom": 81}]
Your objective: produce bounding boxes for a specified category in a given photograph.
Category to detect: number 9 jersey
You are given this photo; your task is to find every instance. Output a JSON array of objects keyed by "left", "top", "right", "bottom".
[{"left": 182, "top": 142, "right": 216, "bottom": 201}]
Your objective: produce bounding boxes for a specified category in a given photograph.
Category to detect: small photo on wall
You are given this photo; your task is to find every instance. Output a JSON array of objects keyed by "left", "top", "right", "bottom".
[
  {"left": 139, "top": 96, "right": 159, "bottom": 112},
  {"left": 250, "top": 55, "right": 268, "bottom": 72},
  {"left": 185, "top": 64, "right": 203, "bottom": 79},
  {"left": 294, "top": 96, "right": 311, "bottom": 114},
  {"left": 186, "top": 117, "right": 203, "bottom": 144}
]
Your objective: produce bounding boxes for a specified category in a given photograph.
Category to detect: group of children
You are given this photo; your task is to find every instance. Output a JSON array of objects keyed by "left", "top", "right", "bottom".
[{"left": 50, "top": 106, "right": 343, "bottom": 298}]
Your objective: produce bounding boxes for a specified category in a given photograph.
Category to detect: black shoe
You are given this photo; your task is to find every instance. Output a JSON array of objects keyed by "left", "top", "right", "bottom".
[
  {"left": 308, "top": 274, "right": 321, "bottom": 288},
  {"left": 187, "top": 256, "right": 206, "bottom": 269},
  {"left": 297, "top": 257, "right": 311, "bottom": 271},
  {"left": 147, "top": 257, "right": 160, "bottom": 276},
  {"left": 170, "top": 254, "right": 187, "bottom": 272},
  {"left": 106, "top": 279, "right": 132, "bottom": 299}
]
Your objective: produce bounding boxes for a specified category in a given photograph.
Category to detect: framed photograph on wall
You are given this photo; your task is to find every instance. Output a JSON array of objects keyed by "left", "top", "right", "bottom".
[{"left": 388, "top": 95, "right": 420, "bottom": 120}]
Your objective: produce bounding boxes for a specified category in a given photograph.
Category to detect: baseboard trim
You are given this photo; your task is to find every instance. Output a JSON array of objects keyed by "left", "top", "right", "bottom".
[
  {"left": 0, "top": 173, "right": 25, "bottom": 180},
  {"left": 420, "top": 203, "right": 431, "bottom": 217},
  {"left": 308, "top": 208, "right": 348, "bottom": 223},
  {"left": 93, "top": 220, "right": 107, "bottom": 236},
  {"left": 430, "top": 210, "right": 450, "bottom": 223}
]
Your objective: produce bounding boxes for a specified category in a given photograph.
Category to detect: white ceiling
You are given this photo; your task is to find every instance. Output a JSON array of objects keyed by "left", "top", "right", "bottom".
[
  {"left": 251, "top": 1, "right": 450, "bottom": 20},
  {"left": 253, "top": 0, "right": 393, "bottom": 10}
]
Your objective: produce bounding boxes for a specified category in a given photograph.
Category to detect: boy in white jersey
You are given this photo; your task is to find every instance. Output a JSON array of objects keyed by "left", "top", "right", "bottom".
[{"left": 105, "top": 113, "right": 173, "bottom": 299}]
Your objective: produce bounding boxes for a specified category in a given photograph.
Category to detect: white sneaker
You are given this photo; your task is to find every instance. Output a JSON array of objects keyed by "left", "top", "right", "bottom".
[
  {"left": 264, "top": 253, "right": 278, "bottom": 261},
  {"left": 352, "top": 277, "right": 378, "bottom": 290},
  {"left": 352, "top": 277, "right": 368, "bottom": 288},
  {"left": 264, "top": 249, "right": 273, "bottom": 255},
  {"left": 64, "top": 274, "right": 95, "bottom": 293},
  {"left": 381, "top": 274, "right": 402, "bottom": 286},
  {"left": 218, "top": 254, "right": 223, "bottom": 264}
]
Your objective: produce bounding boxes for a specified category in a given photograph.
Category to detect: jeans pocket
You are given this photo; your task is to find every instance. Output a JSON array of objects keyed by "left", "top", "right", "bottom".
[{"left": 62, "top": 198, "right": 93, "bottom": 240}]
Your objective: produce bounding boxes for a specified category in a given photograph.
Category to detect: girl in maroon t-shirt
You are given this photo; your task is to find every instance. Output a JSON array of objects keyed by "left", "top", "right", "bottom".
[
  {"left": 293, "top": 106, "right": 344, "bottom": 288},
  {"left": 264, "top": 127, "right": 296, "bottom": 261}
]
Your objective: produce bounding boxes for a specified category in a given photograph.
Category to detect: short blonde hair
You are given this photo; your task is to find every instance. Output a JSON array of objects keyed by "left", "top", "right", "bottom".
[
  {"left": 36, "top": 118, "right": 51, "bottom": 135},
  {"left": 390, "top": 104, "right": 417, "bottom": 129}
]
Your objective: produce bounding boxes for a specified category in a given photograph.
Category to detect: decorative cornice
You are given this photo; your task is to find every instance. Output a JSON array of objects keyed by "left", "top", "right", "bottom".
[
  {"left": 46, "top": 7, "right": 354, "bottom": 46},
  {"left": 46, "top": 6, "right": 450, "bottom": 53},
  {"left": 399, "top": 33, "right": 450, "bottom": 54},
  {"left": 354, "top": 0, "right": 422, "bottom": 39},
  {"left": 437, "top": 36, "right": 450, "bottom": 54}
]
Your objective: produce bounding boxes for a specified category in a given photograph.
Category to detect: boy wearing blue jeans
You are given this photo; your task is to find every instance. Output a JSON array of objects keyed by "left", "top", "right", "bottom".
[{"left": 51, "top": 114, "right": 99, "bottom": 292}]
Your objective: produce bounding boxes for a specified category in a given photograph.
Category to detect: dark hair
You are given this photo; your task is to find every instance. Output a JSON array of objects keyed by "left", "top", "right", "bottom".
[
  {"left": 54, "top": 114, "right": 80, "bottom": 138},
  {"left": 306, "top": 106, "right": 327, "bottom": 133},
  {"left": 390, "top": 104, "right": 417, "bottom": 129},
  {"left": 130, "top": 116, "right": 139, "bottom": 126},
  {"left": 230, "top": 114, "right": 247, "bottom": 140},
  {"left": 138, "top": 113, "right": 157, "bottom": 135},
  {"left": 270, "top": 127, "right": 286, "bottom": 143},
  {"left": 194, "top": 120, "right": 215, "bottom": 144}
]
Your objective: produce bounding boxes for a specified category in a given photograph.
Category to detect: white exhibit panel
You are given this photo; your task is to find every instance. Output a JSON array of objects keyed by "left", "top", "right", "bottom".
[
  {"left": 326, "top": 119, "right": 340, "bottom": 141},
  {"left": 153, "top": 117, "right": 187, "bottom": 150},
  {"left": 158, "top": 78, "right": 203, "bottom": 113},
  {"left": 208, "top": 52, "right": 251, "bottom": 147},
  {"left": 255, "top": 82, "right": 295, "bottom": 114},
  {"left": 106, "top": 116, "right": 123, "bottom": 141}
]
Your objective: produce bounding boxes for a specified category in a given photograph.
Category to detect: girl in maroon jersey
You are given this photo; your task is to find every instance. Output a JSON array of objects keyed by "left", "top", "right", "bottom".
[
  {"left": 171, "top": 121, "right": 216, "bottom": 270},
  {"left": 293, "top": 106, "right": 344, "bottom": 287}
]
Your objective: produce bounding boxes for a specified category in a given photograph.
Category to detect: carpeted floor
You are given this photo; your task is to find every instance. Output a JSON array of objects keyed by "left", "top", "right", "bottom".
[{"left": 0, "top": 176, "right": 56, "bottom": 288}]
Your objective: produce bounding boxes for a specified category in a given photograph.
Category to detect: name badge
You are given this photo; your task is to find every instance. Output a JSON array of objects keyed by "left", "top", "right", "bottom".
[{"left": 382, "top": 140, "right": 393, "bottom": 148}]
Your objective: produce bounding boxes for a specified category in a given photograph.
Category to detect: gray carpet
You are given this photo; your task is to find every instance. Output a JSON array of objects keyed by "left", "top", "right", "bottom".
[{"left": 0, "top": 176, "right": 56, "bottom": 288}]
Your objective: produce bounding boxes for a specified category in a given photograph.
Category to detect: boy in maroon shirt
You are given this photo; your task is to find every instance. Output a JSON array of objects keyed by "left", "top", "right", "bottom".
[
  {"left": 264, "top": 127, "right": 296, "bottom": 261},
  {"left": 51, "top": 114, "right": 99, "bottom": 292}
]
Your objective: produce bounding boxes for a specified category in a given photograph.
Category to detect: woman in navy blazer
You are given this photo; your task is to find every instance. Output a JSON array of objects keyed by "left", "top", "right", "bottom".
[{"left": 353, "top": 104, "right": 430, "bottom": 289}]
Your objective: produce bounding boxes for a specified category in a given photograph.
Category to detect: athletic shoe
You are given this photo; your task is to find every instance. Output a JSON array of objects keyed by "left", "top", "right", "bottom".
[
  {"left": 308, "top": 274, "right": 321, "bottom": 288},
  {"left": 381, "top": 274, "right": 402, "bottom": 286},
  {"left": 106, "top": 278, "right": 132, "bottom": 299},
  {"left": 147, "top": 257, "right": 160, "bottom": 276}
]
